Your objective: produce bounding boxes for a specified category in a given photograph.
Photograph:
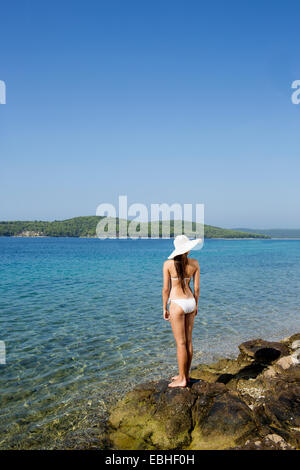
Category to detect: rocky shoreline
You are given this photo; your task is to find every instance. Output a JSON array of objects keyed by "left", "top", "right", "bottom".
[{"left": 102, "top": 333, "right": 300, "bottom": 450}]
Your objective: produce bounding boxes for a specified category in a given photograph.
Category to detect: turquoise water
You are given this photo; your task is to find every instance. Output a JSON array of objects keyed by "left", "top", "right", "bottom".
[{"left": 1, "top": 237, "right": 300, "bottom": 449}]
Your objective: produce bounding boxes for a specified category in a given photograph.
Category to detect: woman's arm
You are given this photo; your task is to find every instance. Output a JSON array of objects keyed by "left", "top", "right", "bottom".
[
  {"left": 193, "top": 261, "right": 200, "bottom": 315},
  {"left": 162, "top": 261, "right": 170, "bottom": 321}
]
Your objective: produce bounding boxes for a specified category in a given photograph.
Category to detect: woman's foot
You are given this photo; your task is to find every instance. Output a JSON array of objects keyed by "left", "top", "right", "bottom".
[
  {"left": 168, "top": 377, "right": 187, "bottom": 388},
  {"left": 172, "top": 375, "right": 190, "bottom": 382}
]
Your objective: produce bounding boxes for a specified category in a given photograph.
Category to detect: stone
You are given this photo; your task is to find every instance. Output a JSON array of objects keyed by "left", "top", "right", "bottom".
[
  {"left": 291, "top": 340, "right": 300, "bottom": 350},
  {"left": 108, "top": 379, "right": 257, "bottom": 450},
  {"left": 189, "top": 390, "right": 257, "bottom": 449},
  {"left": 276, "top": 355, "right": 294, "bottom": 370},
  {"left": 281, "top": 333, "right": 300, "bottom": 346},
  {"left": 238, "top": 339, "right": 289, "bottom": 363},
  {"left": 265, "top": 385, "right": 300, "bottom": 427},
  {"left": 108, "top": 380, "right": 196, "bottom": 450},
  {"left": 256, "top": 365, "right": 300, "bottom": 448},
  {"left": 232, "top": 434, "right": 295, "bottom": 450},
  {"left": 291, "top": 350, "right": 300, "bottom": 364},
  {"left": 262, "top": 366, "right": 278, "bottom": 378}
]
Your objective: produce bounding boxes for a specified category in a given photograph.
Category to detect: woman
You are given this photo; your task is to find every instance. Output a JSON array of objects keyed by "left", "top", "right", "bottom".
[{"left": 163, "top": 235, "right": 201, "bottom": 388}]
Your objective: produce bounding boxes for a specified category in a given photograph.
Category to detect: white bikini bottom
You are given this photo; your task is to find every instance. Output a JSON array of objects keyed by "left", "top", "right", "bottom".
[{"left": 168, "top": 297, "right": 196, "bottom": 314}]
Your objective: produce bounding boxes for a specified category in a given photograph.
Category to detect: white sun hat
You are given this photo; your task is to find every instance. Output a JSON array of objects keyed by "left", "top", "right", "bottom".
[{"left": 168, "top": 234, "right": 202, "bottom": 259}]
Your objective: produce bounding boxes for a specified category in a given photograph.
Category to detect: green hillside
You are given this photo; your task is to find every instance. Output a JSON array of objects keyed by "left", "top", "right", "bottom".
[{"left": 0, "top": 216, "right": 270, "bottom": 238}]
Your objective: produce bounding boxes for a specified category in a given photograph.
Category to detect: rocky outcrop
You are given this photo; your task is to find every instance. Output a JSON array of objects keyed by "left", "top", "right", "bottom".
[
  {"left": 238, "top": 339, "right": 289, "bottom": 363},
  {"left": 106, "top": 333, "right": 300, "bottom": 450}
]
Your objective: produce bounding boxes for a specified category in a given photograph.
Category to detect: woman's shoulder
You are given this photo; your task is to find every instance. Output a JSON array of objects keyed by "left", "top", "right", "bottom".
[
  {"left": 163, "top": 259, "right": 173, "bottom": 268},
  {"left": 188, "top": 258, "right": 199, "bottom": 268}
]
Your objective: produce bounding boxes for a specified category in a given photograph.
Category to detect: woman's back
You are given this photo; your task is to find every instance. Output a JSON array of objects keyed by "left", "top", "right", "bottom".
[{"left": 167, "top": 258, "right": 198, "bottom": 299}]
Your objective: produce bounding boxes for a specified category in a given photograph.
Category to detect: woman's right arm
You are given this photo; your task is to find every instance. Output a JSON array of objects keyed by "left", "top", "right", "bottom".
[
  {"left": 162, "top": 261, "right": 170, "bottom": 321},
  {"left": 193, "top": 261, "right": 200, "bottom": 316}
]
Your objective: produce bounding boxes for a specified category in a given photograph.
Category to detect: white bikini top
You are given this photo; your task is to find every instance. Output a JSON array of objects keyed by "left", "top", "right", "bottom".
[{"left": 171, "top": 277, "right": 191, "bottom": 281}]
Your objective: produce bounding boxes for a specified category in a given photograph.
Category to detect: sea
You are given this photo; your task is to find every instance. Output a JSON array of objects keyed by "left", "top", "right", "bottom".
[{"left": 1, "top": 237, "right": 300, "bottom": 449}]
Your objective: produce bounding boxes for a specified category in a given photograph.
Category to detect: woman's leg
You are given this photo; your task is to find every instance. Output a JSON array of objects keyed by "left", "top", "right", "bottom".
[
  {"left": 168, "top": 303, "right": 188, "bottom": 388},
  {"left": 171, "top": 311, "right": 196, "bottom": 382},
  {"left": 185, "top": 311, "right": 195, "bottom": 379}
]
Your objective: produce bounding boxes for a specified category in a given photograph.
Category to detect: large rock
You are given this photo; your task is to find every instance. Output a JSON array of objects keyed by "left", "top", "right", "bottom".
[
  {"left": 239, "top": 339, "right": 289, "bottom": 363},
  {"left": 254, "top": 365, "right": 300, "bottom": 448},
  {"left": 189, "top": 382, "right": 257, "bottom": 449},
  {"left": 108, "top": 379, "right": 258, "bottom": 450},
  {"left": 106, "top": 333, "right": 300, "bottom": 450},
  {"left": 190, "top": 357, "right": 252, "bottom": 384},
  {"left": 109, "top": 380, "right": 196, "bottom": 450}
]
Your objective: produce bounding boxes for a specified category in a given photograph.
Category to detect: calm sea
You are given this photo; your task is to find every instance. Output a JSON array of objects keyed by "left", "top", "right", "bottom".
[{"left": 1, "top": 237, "right": 300, "bottom": 449}]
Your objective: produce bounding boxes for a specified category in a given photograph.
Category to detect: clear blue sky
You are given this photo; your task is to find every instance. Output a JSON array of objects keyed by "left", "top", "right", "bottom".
[{"left": 1, "top": 0, "right": 300, "bottom": 228}]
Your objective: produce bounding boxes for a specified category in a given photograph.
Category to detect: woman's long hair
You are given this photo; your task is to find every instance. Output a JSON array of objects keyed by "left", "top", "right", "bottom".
[{"left": 174, "top": 253, "right": 188, "bottom": 292}]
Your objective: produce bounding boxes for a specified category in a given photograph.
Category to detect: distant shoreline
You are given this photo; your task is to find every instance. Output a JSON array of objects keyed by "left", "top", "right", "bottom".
[
  {"left": 0, "top": 216, "right": 270, "bottom": 239},
  {"left": 2, "top": 235, "right": 300, "bottom": 240}
]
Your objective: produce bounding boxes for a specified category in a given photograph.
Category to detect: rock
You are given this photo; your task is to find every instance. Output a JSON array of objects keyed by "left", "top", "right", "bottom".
[
  {"left": 190, "top": 358, "right": 245, "bottom": 384},
  {"left": 274, "top": 351, "right": 300, "bottom": 370},
  {"left": 106, "top": 334, "right": 300, "bottom": 450},
  {"left": 291, "top": 340, "right": 300, "bottom": 350},
  {"left": 191, "top": 356, "right": 263, "bottom": 388},
  {"left": 109, "top": 380, "right": 196, "bottom": 450},
  {"left": 190, "top": 380, "right": 227, "bottom": 397},
  {"left": 189, "top": 388, "right": 257, "bottom": 449},
  {"left": 256, "top": 365, "right": 300, "bottom": 448},
  {"left": 238, "top": 339, "right": 289, "bottom": 363},
  {"left": 276, "top": 355, "right": 294, "bottom": 370},
  {"left": 266, "top": 433, "right": 290, "bottom": 447},
  {"left": 281, "top": 333, "right": 300, "bottom": 347},
  {"left": 108, "top": 379, "right": 257, "bottom": 450},
  {"left": 291, "top": 349, "right": 300, "bottom": 364},
  {"left": 232, "top": 434, "right": 295, "bottom": 450},
  {"left": 262, "top": 366, "right": 278, "bottom": 378},
  {"left": 265, "top": 384, "right": 300, "bottom": 426}
]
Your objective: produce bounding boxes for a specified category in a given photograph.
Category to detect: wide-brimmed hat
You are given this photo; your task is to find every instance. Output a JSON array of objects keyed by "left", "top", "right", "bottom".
[{"left": 168, "top": 235, "right": 202, "bottom": 259}]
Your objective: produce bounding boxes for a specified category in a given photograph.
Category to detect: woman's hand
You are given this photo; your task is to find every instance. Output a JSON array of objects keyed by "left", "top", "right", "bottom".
[
  {"left": 194, "top": 306, "right": 198, "bottom": 316},
  {"left": 163, "top": 309, "right": 170, "bottom": 321}
]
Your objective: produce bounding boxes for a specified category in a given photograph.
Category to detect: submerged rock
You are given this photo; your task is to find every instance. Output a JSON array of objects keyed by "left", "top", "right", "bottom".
[{"left": 106, "top": 333, "right": 300, "bottom": 450}]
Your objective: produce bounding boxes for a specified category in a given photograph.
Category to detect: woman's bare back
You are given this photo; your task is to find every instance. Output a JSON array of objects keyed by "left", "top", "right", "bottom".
[{"left": 166, "top": 258, "right": 198, "bottom": 299}]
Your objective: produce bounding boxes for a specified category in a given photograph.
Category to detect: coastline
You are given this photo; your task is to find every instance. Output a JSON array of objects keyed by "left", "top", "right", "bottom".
[
  {"left": 3, "top": 236, "right": 300, "bottom": 241},
  {"left": 1, "top": 235, "right": 283, "bottom": 240}
]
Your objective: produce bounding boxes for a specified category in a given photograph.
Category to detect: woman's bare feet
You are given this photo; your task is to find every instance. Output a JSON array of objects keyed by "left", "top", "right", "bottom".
[
  {"left": 168, "top": 377, "right": 187, "bottom": 388},
  {"left": 172, "top": 375, "right": 190, "bottom": 382}
]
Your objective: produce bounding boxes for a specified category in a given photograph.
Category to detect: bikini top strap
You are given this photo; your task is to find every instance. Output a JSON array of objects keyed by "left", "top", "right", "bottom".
[{"left": 171, "top": 277, "right": 190, "bottom": 280}]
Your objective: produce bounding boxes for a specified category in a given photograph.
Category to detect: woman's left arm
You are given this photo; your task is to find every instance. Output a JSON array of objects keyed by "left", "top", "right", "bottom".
[
  {"left": 162, "top": 261, "right": 170, "bottom": 321},
  {"left": 193, "top": 261, "right": 200, "bottom": 316}
]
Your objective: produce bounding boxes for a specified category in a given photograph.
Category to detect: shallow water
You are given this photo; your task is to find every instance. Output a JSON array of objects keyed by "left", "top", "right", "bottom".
[{"left": 1, "top": 237, "right": 300, "bottom": 448}]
